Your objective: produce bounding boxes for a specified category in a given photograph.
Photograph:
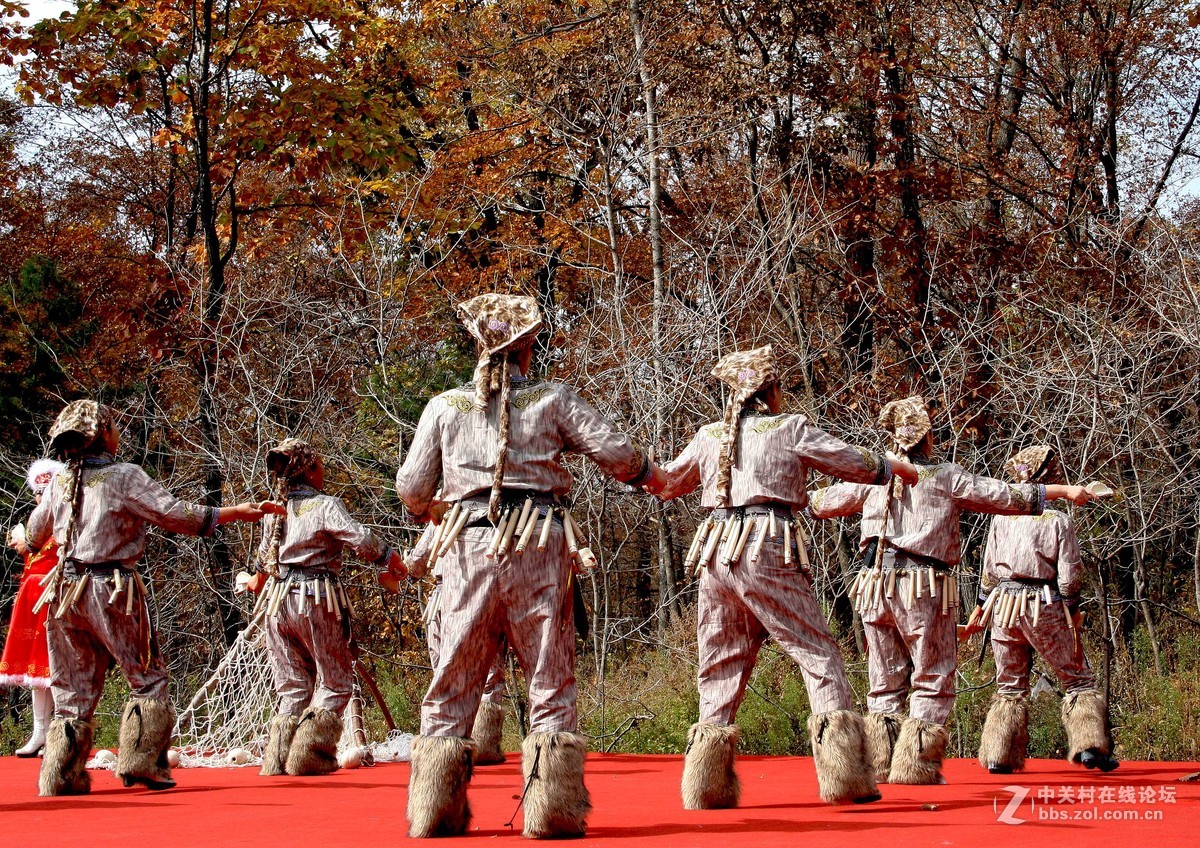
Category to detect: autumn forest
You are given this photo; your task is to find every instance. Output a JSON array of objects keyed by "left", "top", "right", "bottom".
[{"left": 1, "top": 1, "right": 1199, "bottom": 758}]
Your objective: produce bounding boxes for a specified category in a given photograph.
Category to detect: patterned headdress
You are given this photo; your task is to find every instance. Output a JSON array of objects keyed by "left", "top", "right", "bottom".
[
  {"left": 47, "top": 400, "right": 115, "bottom": 558},
  {"left": 1004, "top": 445, "right": 1056, "bottom": 483},
  {"left": 26, "top": 458, "right": 65, "bottom": 494},
  {"left": 48, "top": 400, "right": 116, "bottom": 459},
  {"left": 457, "top": 294, "right": 544, "bottom": 522},
  {"left": 878, "top": 396, "right": 932, "bottom": 454},
  {"left": 711, "top": 346, "right": 779, "bottom": 507},
  {"left": 266, "top": 438, "right": 321, "bottom": 483}
]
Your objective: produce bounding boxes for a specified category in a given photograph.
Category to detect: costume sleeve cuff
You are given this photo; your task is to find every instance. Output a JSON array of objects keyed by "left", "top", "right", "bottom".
[
  {"left": 625, "top": 450, "right": 654, "bottom": 487},
  {"left": 374, "top": 546, "right": 394, "bottom": 568},
  {"left": 199, "top": 507, "right": 218, "bottom": 537},
  {"left": 1034, "top": 484, "right": 1047, "bottom": 515},
  {"left": 875, "top": 457, "right": 893, "bottom": 486}
]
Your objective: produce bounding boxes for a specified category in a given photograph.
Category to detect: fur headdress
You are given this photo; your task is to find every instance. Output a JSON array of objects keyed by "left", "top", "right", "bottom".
[
  {"left": 48, "top": 400, "right": 115, "bottom": 459},
  {"left": 878, "top": 396, "right": 932, "bottom": 454},
  {"left": 456, "top": 294, "right": 544, "bottom": 522},
  {"left": 710, "top": 346, "right": 778, "bottom": 507},
  {"left": 266, "top": 438, "right": 321, "bottom": 483},
  {"left": 1004, "top": 445, "right": 1056, "bottom": 483}
]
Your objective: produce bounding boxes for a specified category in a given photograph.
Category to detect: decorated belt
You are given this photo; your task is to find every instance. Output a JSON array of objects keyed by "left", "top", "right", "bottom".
[
  {"left": 999, "top": 576, "right": 1055, "bottom": 587},
  {"left": 457, "top": 491, "right": 560, "bottom": 528},
  {"left": 280, "top": 566, "right": 339, "bottom": 581},
  {"left": 708, "top": 502, "right": 794, "bottom": 521},
  {"left": 878, "top": 545, "right": 951, "bottom": 573},
  {"left": 64, "top": 559, "right": 136, "bottom": 578}
]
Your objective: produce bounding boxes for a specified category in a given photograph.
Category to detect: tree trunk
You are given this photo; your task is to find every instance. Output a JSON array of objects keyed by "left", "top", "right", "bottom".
[{"left": 629, "top": 0, "right": 679, "bottom": 638}]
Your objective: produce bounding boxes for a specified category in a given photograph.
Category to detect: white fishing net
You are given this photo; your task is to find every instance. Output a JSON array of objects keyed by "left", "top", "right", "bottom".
[{"left": 87, "top": 606, "right": 412, "bottom": 771}]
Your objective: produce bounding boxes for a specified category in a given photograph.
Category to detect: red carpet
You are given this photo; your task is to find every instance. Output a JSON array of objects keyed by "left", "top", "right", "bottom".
[{"left": 3, "top": 754, "right": 1198, "bottom": 846}]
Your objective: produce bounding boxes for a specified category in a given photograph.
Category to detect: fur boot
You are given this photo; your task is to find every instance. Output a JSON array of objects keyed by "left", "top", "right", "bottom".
[
  {"left": 809, "top": 710, "right": 881, "bottom": 804},
  {"left": 681, "top": 721, "right": 741, "bottom": 810},
  {"left": 978, "top": 694, "right": 1029, "bottom": 773},
  {"left": 1062, "top": 689, "right": 1112, "bottom": 763},
  {"left": 888, "top": 717, "right": 949, "bottom": 785},
  {"left": 407, "top": 735, "right": 474, "bottom": 838},
  {"left": 521, "top": 731, "right": 592, "bottom": 838},
  {"left": 117, "top": 697, "right": 176, "bottom": 790},
  {"left": 863, "top": 712, "right": 904, "bottom": 783},
  {"left": 472, "top": 700, "right": 507, "bottom": 765},
  {"left": 38, "top": 718, "right": 93, "bottom": 796},
  {"left": 260, "top": 714, "right": 300, "bottom": 776},
  {"left": 285, "top": 707, "right": 342, "bottom": 776}
]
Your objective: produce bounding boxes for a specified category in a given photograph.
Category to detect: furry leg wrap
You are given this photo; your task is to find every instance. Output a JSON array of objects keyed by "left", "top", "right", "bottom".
[
  {"left": 521, "top": 731, "right": 592, "bottom": 838},
  {"left": 38, "top": 718, "right": 93, "bottom": 796},
  {"left": 117, "top": 697, "right": 176, "bottom": 790},
  {"left": 261, "top": 714, "right": 300, "bottom": 776},
  {"left": 863, "top": 712, "right": 904, "bottom": 783},
  {"left": 407, "top": 735, "right": 474, "bottom": 838},
  {"left": 888, "top": 717, "right": 948, "bottom": 785},
  {"left": 978, "top": 694, "right": 1029, "bottom": 773},
  {"left": 1062, "top": 689, "right": 1111, "bottom": 762},
  {"left": 681, "top": 722, "right": 741, "bottom": 810},
  {"left": 472, "top": 701, "right": 507, "bottom": 766},
  {"left": 285, "top": 707, "right": 342, "bottom": 776},
  {"left": 809, "top": 710, "right": 881, "bottom": 804}
]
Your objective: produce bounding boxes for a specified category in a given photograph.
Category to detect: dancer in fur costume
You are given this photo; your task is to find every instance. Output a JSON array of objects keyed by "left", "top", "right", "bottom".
[
  {"left": 658, "top": 346, "right": 918, "bottom": 809},
  {"left": 396, "top": 293, "right": 663, "bottom": 839},
  {"left": 247, "top": 438, "right": 405, "bottom": 778},
  {"left": 24, "top": 400, "right": 276, "bottom": 795},
  {"left": 966, "top": 445, "right": 1117, "bottom": 774},
  {"left": 2, "top": 459, "right": 63, "bottom": 756},
  {"left": 809, "top": 398, "right": 1095, "bottom": 785}
]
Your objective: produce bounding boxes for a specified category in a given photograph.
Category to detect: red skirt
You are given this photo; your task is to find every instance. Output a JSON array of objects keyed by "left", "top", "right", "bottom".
[{"left": 0, "top": 542, "right": 57, "bottom": 688}]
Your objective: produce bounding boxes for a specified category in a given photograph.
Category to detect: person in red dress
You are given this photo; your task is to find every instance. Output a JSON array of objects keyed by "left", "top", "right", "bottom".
[{"left": 3, "top": 459, "right": 64, "bottom": 757}]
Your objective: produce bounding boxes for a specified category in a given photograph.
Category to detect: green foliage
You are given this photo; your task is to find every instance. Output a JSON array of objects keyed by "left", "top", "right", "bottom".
[
  {"left": 362, "top": 337, "right": 476, "bottom": 432},
  {"left": 0, "top": 257, "right": 97, "bottom": 450}
]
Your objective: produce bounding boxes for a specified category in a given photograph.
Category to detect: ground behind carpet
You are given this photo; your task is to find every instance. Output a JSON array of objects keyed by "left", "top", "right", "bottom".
[{"left": 3, "top": 755, "right": 1198, "bottom": 846}]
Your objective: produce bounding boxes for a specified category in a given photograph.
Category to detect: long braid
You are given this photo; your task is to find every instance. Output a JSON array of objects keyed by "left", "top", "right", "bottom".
[
  {"left": 715, "top": 395, "right": 741, "bottom": 508},
  {"left": 716, "top": 387, "right": 763, "bottom": 508},
  {"left": 488, "top": 356, "right": 511, "bottom": 523},
  {"left": 262, "top": 474, "right": 289, "bottom": 577},
  {"left": 59, "top": 456, "right": 85, "bottom": 564}
]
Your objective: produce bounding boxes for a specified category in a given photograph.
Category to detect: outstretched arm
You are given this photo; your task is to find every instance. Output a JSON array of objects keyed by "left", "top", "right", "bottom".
[
  {"left": 656, "top": 432, "right": 704, "bottom": 501},
  {"left": 806, "top": 481, "right": 873, "bottom": 520},
  {"left": 556, "top": 386, "right": 654, "bottom": 486}
]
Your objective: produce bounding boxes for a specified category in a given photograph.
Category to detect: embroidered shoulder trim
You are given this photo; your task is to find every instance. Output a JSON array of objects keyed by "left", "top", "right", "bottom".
[
  {"left": 295, "top": 498, "right": 322, "bottom": 517},
  {"left": 85, "top": 469, "right": 118, "bottom": 489},
  {"left": 513, "top": 385, "right": 550, "bottom": 409},
  {"left": 749, "top": 416, "right": 785, "bottom": 434},
  {"left": 703, "top": 423, "right": 724, "bottom": 438},
  {"left": 444, "top": 393, "right": 473, "bottom": 413}
]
